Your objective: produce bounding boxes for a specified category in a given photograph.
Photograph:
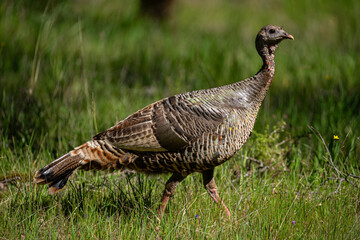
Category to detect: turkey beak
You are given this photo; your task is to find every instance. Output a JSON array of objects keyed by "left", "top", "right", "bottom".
[{"left": 283, "top": 32, "right": 294, "bottom": 40}]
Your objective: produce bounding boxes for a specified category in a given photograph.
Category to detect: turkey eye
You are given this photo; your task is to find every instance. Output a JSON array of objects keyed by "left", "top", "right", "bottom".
[{"left": 269, "top": 29, "right": 276, "bottom": 34}]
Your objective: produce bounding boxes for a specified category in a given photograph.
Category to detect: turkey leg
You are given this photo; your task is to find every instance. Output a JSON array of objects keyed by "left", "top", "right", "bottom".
[
  {"left": 202, "top": 169, "right": 231, "bottom": 217},
  {"left": 158, "top": 172, "right": 187, "bottom": 219}
]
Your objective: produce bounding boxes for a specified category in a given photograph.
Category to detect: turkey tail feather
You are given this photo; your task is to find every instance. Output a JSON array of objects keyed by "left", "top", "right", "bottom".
[
  {"left": 35, "top": 152, "right": 83, "bottom": 194},
  {"left": 34, "top": 140, "right": 133, "bottom": 194}
]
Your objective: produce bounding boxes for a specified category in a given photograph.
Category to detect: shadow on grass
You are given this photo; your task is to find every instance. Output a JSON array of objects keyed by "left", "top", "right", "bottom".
[{"left": 50, "top": 174, "right": 156, "bottom": 219}]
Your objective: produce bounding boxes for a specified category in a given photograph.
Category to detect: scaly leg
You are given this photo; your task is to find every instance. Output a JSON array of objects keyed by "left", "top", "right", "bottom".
[
  {"left": 158, "top": 173, "right": 187, "bottom": 219},
  {"left": 202, "top": 169, "right": 231, "bottom": 217}
]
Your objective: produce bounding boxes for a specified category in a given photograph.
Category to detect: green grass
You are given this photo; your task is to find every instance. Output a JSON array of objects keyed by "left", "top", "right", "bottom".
[{"left": 1, "top": 0, "right": 360, "bottom": 238}]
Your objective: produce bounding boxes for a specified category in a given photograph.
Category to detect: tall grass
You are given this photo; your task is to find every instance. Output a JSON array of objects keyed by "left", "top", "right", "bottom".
[{"left": 1, "top": 0, "right": 359, "bottom": 238}]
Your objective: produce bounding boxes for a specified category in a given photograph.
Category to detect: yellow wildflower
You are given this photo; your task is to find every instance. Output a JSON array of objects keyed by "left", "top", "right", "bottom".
[{"left": 333, "top": 135, "right": 339, "bottom": 140}]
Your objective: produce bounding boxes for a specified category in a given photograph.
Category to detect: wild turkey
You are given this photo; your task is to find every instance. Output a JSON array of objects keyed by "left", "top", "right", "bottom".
[{"left": 35, "top": 25, "right": 293, "bottom": 218}]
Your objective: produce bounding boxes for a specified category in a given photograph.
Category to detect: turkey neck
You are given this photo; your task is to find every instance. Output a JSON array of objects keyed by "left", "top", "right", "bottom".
[
  {"left": 231, "top": 38, "right": 279, "bottom": 105},
  {"left": 221, "top": 39, "right": 278, "bottom": 109},
  {"left": 256, "top": 37, "right": 278, "bottom": 79}
]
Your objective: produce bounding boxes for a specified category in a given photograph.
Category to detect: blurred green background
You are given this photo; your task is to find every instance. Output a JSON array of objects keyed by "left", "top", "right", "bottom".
[
  {"left": 0, "top": 0, "right": 359, "bottom": 238},
  {"left": 1, "top": 0, "right": 359, "bottom": 150}
]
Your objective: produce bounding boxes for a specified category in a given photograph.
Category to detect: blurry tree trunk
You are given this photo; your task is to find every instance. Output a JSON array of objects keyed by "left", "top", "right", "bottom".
[{"left": 140, "top": 0, "right": 175, "bottom": 20}]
